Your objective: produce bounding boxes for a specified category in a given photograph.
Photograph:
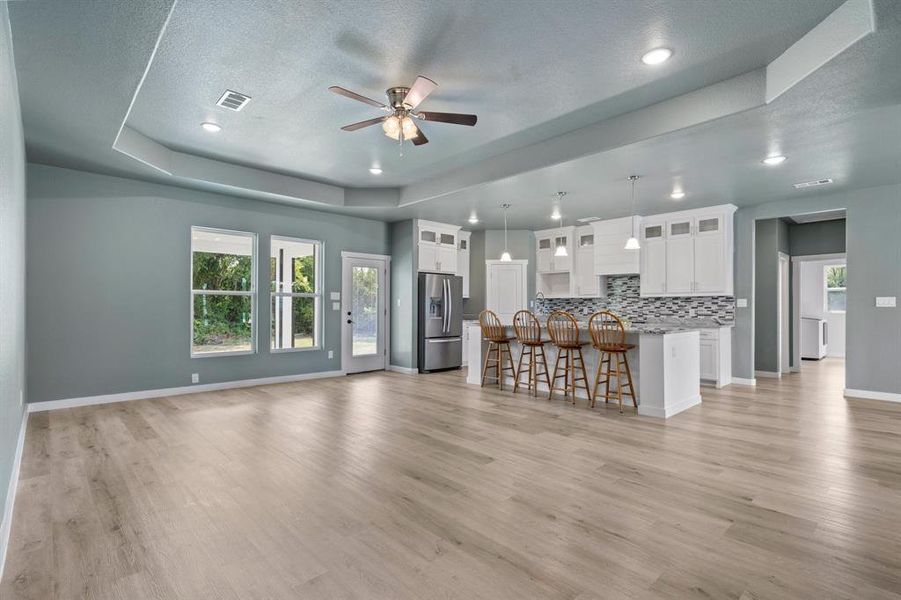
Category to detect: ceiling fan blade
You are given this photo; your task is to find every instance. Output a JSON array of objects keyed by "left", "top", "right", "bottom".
[
  {"left": 417, "top": 111, "right": 477, "bottom": 126},
  {"left": 402, "top": 76, "right": 437, "bottom": 110},
  {"left": 410, "top": 122, "right": 429, "bottom": 146},
  {"left": 328, "top": 86, "right": 386, "bottom": 109},
  {"left": 340, "top": 116, "right": 387, "bottom": 131}
]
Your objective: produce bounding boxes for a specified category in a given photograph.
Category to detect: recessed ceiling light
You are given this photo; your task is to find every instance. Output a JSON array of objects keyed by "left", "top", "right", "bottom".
[
  {"left": 369, "top": 167, "right": 383, "bottom": 175},
  {"left": 670, "top": 191, "right": 685, "bottom": 200},
  {"left": 762, "top": 155, "right": 787, "bottom": 166},
  {"left": 641, "top": 47, "right": 673, "bottom": 65},
  {"left": 201, "top": 122, "right": 222, "bottom": 133}
]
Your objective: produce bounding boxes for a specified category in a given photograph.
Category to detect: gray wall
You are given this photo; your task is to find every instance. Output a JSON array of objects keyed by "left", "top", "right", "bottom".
[
  {"left": 789, "top": 219, "right": 846, "bottom": 256},
  {"left": 0, "top": 1, "right": 27, "bottom": 542},
  {"left": 733, "top": 184, "right": 901, "bottom": 395},
  {"left": 462, "top": 230, "right": 486, "bottom": 318},
  {"left": 389, "top": 219, "right": 415, "bottom": 369},
  {"left": 754, "top": 218, "right": 790, "bottom": 373},
  {"left": 26, "top": 164, "right": 390, "bottom": 403}
]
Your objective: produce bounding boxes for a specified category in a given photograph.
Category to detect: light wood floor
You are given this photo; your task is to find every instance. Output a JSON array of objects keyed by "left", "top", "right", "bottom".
[{"left": 3, "top": 359, "right": 901, "bottom": 599}]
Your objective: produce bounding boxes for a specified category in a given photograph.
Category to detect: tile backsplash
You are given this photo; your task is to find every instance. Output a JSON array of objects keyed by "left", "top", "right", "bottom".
[{"left": 534, "top": 275, "right": 735, "bottom": 322}]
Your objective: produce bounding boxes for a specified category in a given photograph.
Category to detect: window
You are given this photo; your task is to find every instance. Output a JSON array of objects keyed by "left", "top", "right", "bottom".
[
  {"left": 191, "top": 227, "right": 256, "bottom": 356},
  {"left": 825, "top": 264, "right": 847, "bottom": 313},
  {"left": 271, "top": 236, "right": 322, "bottom": 351}
]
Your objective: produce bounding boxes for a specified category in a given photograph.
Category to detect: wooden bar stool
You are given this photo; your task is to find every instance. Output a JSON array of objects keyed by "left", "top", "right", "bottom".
[
  {"left": 588, "top": 311, "right": 637, "bottom": 413},
  {"left": 512, "top": 310, "right": 551, "bottom": 396},
  {"left": 546, "top": 311, "right": 592, "bottom": 405},
  {"left": 479, "top": 309, "right": 517, "bottom": 390}
]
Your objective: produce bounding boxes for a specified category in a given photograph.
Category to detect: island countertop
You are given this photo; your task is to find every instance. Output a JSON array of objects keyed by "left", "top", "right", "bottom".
[{"left": 467, "top": 317, "right": 733, "bottom": 336}]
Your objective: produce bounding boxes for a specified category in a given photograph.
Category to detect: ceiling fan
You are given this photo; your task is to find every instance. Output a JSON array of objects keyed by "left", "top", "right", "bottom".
[{"left": 329, "top": 76, "right": 477, "bottom": 149}]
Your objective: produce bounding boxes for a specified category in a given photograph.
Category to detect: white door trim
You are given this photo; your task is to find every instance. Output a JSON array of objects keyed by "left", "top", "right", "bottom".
[
  {"left": 777, "top": 252, "right": 790, "bottom": 374},
  {"left": 341, "top": 253, "right": 391, "bottom": 374}
]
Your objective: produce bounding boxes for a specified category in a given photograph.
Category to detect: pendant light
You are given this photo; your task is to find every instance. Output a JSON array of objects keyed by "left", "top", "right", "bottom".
[
  {"left": 624, "top": 175, "right": 641, "bottom": 250},
  {"left": 554, "top": 192, "right": 569, "bottom": 257},
  {"left": 500, "top": 203, "right": 512, "bottom": 262}
]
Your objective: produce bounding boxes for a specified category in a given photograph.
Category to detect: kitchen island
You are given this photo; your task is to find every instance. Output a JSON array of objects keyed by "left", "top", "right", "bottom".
[{"left": 465, "top": 320, "right": 717, "bottom": 418}]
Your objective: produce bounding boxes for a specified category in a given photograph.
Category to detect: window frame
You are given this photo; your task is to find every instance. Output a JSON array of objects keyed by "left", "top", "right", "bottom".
[
  {"left": 269, "top": 235, "right": 324, "bottom": 353},
  {"left": 823, "top": 263, "right": 847, "bottom": 314},
  {"left": 190, "top": 226, "right": 258, "bottom": 358}
]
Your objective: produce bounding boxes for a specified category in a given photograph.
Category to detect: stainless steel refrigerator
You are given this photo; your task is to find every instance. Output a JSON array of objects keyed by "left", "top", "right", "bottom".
[{"left": 418, "top": 273, "right": 463, "bottom": 373}]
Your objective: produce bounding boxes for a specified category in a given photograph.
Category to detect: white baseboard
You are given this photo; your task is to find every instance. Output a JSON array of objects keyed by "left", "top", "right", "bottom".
[
  {"left": 387, "top": 364, "right": 418, "bottom": 375},
  {"left": 730, "top": 376, "right": 757, "bottom": 386},
  {"left": 844, "top": 388, "right": 901, "bottom": 403},
  {"left": 755, "top": 370, "right": 781, "bottom": 379},
  {"left": 638, "top": 394, "right": 702, "bottom": 419},
  {"left": 27, "top": 370, "right": 346, "bottom": 413},
  {"left": 0, "top": 410, "right": 27, "bottom": 582},
  {"left": 790, "top": 367, "right": 801, "bottom": 373}
]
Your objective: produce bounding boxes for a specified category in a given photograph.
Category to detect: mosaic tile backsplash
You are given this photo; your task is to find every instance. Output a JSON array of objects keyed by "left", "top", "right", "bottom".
[{"left": 534, "top": 276, "right": 735, "bottom": 323}]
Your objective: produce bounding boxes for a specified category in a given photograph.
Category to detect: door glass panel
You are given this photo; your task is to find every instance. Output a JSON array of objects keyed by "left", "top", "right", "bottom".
[
  {"left": 439, "top": 233, "right": 455, "bottom": 245},
  {"left": 580, "top": 234, "right": 594, "bottom": 247},
  {"left": 420, "top": 230, "right": 436, "bottom": 243},
  {"left": 538, "top": 238, "right": 551, "bottom": 250},
  {"left": 351, "top": 266, "right": 379, "bottom": 356},
  {"left": 459, "top": 239, "right": 467, "bottom": 250}
]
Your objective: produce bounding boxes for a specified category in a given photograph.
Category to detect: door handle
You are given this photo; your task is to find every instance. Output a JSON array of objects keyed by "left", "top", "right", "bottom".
[
  {"left": 346, "top": 319, "right": 353, "bottom": 324},
  {"left": 428, "top": 337, "right": 462, "bottom": 343}
]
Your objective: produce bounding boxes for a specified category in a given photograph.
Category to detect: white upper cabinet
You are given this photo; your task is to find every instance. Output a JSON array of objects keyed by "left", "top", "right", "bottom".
[
  {"left": 417, "top": 220, "right": 460, "bottom": 274},
  {"left": 592, "top": 216, "right": 640, "bottom": 276},
  {"left": 457, "top": 230, "right": 471, "bottom": 298},
  {"left": 639, "top": 205, "right": 736, "bottom": 297},
  {"left": 534, "top": 226, "right": 576, "bottom": 298},
  {"left": 575, "top": 226, "right": 599, "bottom": 297},
  {"left": 640, "top": 222, "right": 666, "bottom": 296},
  {"left": 534, "top": 227, "right": 574, "bottom": 274}
]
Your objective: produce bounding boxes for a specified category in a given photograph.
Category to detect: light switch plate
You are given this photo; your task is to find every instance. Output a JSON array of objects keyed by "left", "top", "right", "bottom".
[
  {"left": 191, "top": 373, "right": 199, "bottom": 384},
  {"left": 876, "top": 296, "right": 896, "bottom": 307},
  {"left": 330, "top": 292, "right": 340, "bottom": 300},
  {"left": 328, "top": 350, "right": 334, "bottom": 359},
  {"left": 736, "top": 298, "right": 748, "bottom": 308},
  {"left": 332, "top": 301, "right": 340, "bottom": 310}
]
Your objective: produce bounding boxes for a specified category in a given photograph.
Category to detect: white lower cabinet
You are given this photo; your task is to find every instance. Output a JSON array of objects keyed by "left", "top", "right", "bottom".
[
  {"left": 461, "top": 320, "right": 478, "bottom": 366},
  {"left": 699, "top": 327, "right": 732, "bottom": 388}
]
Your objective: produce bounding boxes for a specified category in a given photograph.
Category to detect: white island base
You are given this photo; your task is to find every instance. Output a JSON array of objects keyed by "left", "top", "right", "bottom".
[{"left": 465, "top": 322, "right": 701, "bottom": 419}]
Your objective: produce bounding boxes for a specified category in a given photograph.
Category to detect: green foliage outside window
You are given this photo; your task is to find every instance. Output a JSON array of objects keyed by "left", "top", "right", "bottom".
[{"left": 193, "top": 251, "right": 253, "bottom": 349}]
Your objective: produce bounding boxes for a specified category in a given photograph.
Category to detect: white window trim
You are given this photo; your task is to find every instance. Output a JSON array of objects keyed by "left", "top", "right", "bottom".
[
  {"left": 824, "top": 263, "right": 847, "bottom": 314},
  {"left": 270, "top": 235, "right": 324, "bottom": 353},
  {"left": 191, "top": 226, "right": 258, "bottom": 358}
]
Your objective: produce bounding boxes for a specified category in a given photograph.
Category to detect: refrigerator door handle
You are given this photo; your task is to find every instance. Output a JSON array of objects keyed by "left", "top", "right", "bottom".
[
  {"left": 447, "top": 278, "right": 452, "bottom": 333},
  {"left": 444, "top": 279, "right": 450, "bottom": 333},
  {"left": 427, "top": 337, "right": 462, "bottom": 343}
]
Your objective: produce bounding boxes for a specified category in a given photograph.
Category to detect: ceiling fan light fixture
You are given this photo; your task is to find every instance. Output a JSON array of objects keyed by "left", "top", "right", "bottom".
[
  {"left": 401, "top": 117, "right": 418, "bottom": 139},
  {"left": 382, "top": 115, "right": 401, "bottom": 139}
]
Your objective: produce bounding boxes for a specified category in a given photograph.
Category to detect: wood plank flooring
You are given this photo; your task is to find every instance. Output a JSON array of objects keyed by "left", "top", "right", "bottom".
[{"left": 3, "top": 359, "right": 901, "bottom": 599}]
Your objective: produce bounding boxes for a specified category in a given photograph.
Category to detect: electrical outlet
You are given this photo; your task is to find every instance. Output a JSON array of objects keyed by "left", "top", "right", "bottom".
[
  {"left": 191, "top": 373, "right": 199, "bottom": 384},
  {"left": 328, "top": 350, "right": 334, "bottom": 359},
  {"left": 332, "top": 301, "right": 340, "bottom": 310},
  {"left": 876, "top": 296, "right": 896, "bottom": 308},
  {"left": 736, "top": 298, "right": 748, "bottom": 308},
  {"left": 396, "top": 298, "right": 401, "bottom": 307}
]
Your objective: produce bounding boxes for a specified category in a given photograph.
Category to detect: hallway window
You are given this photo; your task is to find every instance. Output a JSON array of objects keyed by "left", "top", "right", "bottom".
[
  {"left": 271, "top": 236, "right": 322, "bottom": 351},
  {"left": 191, "top": 227, "right": 256, "bottom": 356},
  {"left": 825, "top": 264, "right": 847, "bottom": 313}
]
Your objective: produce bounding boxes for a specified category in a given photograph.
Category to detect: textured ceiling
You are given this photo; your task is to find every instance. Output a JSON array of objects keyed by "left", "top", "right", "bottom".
[
  {"left": 10, "top": 0, "right": 901, "bottom": 230},
  {"left": 126, "top": 0, "right": 843, "bottom": 187}
]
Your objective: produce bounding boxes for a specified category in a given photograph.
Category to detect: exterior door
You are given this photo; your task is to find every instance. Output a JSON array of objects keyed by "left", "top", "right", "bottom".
[{"left": 341, "top": 253, "right": 389, "bottom": 373}]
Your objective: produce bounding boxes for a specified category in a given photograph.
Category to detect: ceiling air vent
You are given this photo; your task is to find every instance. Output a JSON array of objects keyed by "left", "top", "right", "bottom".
[
  {"left": 793, "top": 178, "right": 833, "bottom": 189},
  {"left": 576, "top": 216, "right": 602, "bottom": 223},
  {"left": 216, "top": 90, "right": 251, "bottom": 111}
]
